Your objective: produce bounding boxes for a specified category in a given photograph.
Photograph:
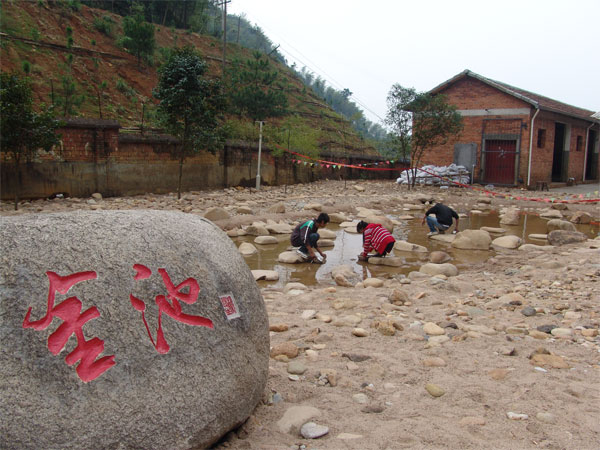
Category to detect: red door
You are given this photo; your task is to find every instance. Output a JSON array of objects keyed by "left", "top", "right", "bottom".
[{"left": 484, "top": 140, "right": 516, "bottom": 184}]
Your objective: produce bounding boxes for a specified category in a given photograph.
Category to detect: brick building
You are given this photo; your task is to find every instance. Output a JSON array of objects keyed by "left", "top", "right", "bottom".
[{"left": 425, "top": 70, "right": 599, "bottom": 187}]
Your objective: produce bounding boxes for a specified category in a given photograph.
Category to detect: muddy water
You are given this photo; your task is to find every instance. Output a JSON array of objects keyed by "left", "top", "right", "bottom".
[{"left": 233, "top": 212, "right": 598, "bottom": 287}]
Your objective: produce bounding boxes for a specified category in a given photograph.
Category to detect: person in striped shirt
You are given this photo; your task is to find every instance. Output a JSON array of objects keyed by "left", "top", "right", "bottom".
[{"left": 356, "top": 220, "right": 396, "bottom": 261}]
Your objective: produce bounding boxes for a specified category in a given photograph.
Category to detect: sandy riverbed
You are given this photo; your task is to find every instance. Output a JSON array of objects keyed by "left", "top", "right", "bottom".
[{"left": 2, "top": 180, "right": 599, "bottom": 450}]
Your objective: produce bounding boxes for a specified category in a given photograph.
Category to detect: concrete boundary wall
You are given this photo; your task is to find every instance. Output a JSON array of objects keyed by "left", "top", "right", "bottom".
[{"left": 1, "top": 121, "right": 396, "bottom": 200}]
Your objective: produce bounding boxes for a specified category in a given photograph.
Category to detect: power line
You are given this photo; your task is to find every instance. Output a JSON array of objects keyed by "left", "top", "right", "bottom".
[
  {"left": 277, "top": 45, "right": 385, "bottom": 123},
  {"left": 236, "top": 12, "right": 386, "bottom": 124}
]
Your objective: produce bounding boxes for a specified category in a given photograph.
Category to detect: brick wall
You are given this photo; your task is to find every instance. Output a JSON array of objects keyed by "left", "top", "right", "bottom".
[{"left": 1, "top": 123, "right": 398, "bottom": 200}]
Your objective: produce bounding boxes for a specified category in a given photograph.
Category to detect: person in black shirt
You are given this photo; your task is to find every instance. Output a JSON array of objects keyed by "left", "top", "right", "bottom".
[{"left": 421, "top": 203, "right": 459, "bottom": 236}]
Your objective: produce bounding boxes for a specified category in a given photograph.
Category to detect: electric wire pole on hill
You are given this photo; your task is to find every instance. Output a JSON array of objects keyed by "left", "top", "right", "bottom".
[{"left": 217, "top": 0, "right": 231, "bottom": 77}]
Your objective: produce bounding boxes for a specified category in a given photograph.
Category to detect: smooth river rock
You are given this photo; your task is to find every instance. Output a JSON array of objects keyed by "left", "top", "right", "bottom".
[
  {"left": 451, "top": 229, "right": 492, "bottom": 250},
  {"left": 394, "top": 240, "right": 427, "bottom": 253},
  {"left": 547, "top": 230, "right": 588, "bottom": 246},
  {"left": 419, "top": 263, "right": 459, "bottom": 277},
  {"left": 492, "top": 235, "right": 522, "bottom": 249},
  {"left": 0, "top": 210, "right": 269, "bottom": 449},
  {"left": 254, "top": 235, "right": 278, "bottom": 245},
  {"left": 546, "top": 219, "right": 576, "bottom": 232}
]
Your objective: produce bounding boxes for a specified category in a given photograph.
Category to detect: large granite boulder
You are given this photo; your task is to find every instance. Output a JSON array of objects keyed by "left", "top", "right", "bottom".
[
  {"left": 430, "top": 234, "right": 456, "bottom": 243},
  {"left": 330, "top": 265, "right": 361, "bottom": 287},
  {"left": 499, "top": 208, "right": 520, "bottom": 225},
  {"left": 547, "top": 230, "right": 588, "bottom": 246},
  {"left": 394, "top": 240, "right": 427, "bottom": 253},
  {"left": 430, "top": 251, "right": 451, "bottom": 263},
  {"left": 265, "top": 223, "right": 293, "bottom": 234},
  {"left": 204, "top": 206, "right": 231, "bottom": 221},
  {"left": 569, "top": 211, "right": 592, "bottom": 224},
  {"left": 268, "top": 203, "right": 286, "bottom": 214},
  {"left": 318, "top": 239, "right": 335, "bottom": 248},
  {"left": 365, "top": 215, "right": 394, "bottom": 233},
  {"left": 245, "top": 224, "right": 270, "bottom": 236},
  {"left": 491, "top": 235, "right": 522, "bottom": 249},
  {"left": 254, "top": 235, "right": 278, "bottom": 245},
  {"left": 303, "top": 203, "right": 323, "bottom": 211},
  {"left": 278, "top": 251, "right": 304, "bottom": 263},
  {"left": 451, "top": 229, "right": 492, "bottom": 250},
  {"left": 419, "top": 263, "right": 459, "bottom": 277},
  {"left": 318, "top": 229, "right": 337, "bottom": 239},
  {"left": 519, "top": 243, "right": 553, "bottom": 251},
  {"left": 539, "top": 209, "right": 563, "bottom": 219},
  {"left": 0, "top": 210, "right": 269, "bottom": 449},
  {"left": 251, "top": 270, "right": 279, "bottom": 281},
  {"left": 547, "top": 219, "right": 576, "bottom": 232},
  {"left": 367, "top": 256, "right": 403, "bottom": 267},
  {"left": 328, "top": 213, "right": 348, "bottom": 223},
  {"left": 481, "top": 227, "right": 506, "bottom": 234},
  {"left": 239, "top": 242, "right": 258, "bottom": 255}
]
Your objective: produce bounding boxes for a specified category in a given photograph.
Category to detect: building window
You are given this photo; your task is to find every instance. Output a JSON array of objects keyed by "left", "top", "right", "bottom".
[
  {"left": 537, "top": 129, "right": 546, "bottom": 148},
  {"left": 576, "top": 135, "right": 583, "bottom": 151}
]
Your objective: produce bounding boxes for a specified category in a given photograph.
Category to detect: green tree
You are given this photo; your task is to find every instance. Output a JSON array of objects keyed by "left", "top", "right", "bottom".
[
  {"left": 54, "top": 26, "right": 84, "bottom": 117},
  {"left": 121, "top": 3, "right": 155, "bottom": 67},
  {"left": 153, "top": 46, "right": 225, "bottom": 199},
  {"left": 270, "top": 115, "right": 320, "bottom": 157},
  {"left": 94, "top": 80, "right": 108, "bottom": 118},
  {"left": 385, "top": 84, "right": 463, "bottom": 188},
  {"left": 58, "top": 74, "right": 85, "bottom": 117},
  {"left": 226, "top": 51, "right": 288, "bottom": 121},
  {"left": 1, "top": 73, "right": 61, "bottom": 209}
]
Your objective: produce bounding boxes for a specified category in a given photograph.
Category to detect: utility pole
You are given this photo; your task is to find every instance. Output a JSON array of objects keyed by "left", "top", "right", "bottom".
[
  {"left": 218, "top": 0, "right": 231, "bottom": 77},
  {"left": 338, "top": 130, "right": 347, "bottom": 189},
  {"left": 285, "top": 128, "right": 291, "bottom": 194},
  {"left": 256, "top": 121, "right": 264, "bottom": 190}
]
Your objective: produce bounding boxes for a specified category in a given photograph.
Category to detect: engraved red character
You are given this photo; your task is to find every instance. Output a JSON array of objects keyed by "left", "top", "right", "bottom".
[
  {"left": 130, "top": 264, "right": 213, "bottom": 354},
  {"left": 23, "top": 271, "right": 116, "bottom": 382}
]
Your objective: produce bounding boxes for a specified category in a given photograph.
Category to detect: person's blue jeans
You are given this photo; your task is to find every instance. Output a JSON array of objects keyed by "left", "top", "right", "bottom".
[
  {"left": 426, "top": 216, "right": 449, "bottom": 232},
  {"left": 299, "top": 232, "right": 319, "bottom": 253}
]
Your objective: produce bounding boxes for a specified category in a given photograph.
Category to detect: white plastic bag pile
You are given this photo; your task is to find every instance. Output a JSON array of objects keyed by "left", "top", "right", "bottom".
[{"left": 396, "top": 164, "right": 470, "bottom": 185}]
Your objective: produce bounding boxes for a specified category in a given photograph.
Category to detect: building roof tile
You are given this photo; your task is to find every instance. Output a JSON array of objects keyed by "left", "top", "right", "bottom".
[{"left": 431, "top": 70, "right": 598, "bottom": 123}]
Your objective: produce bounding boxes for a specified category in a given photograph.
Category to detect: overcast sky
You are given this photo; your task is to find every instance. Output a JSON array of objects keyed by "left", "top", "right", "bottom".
[{"left": 227, "top": 0, "right": 600, "bottom": 125}]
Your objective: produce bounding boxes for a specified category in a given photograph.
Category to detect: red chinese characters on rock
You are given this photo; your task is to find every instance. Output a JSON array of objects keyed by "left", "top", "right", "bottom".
[
  {"left": 22, "top": 271, "right": 116, "bottom": 382},
  {"left": 129, "top": 264, "right": 213, "bottom": 354}
]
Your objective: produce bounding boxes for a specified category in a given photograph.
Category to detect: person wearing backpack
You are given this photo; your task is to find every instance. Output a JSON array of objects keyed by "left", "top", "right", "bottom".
[{"left": 290, "top": 213, "right": 330, "bottom": 263}]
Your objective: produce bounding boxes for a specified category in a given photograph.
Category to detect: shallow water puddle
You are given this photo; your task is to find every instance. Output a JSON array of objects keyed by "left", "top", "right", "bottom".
[{"left": 233, "top": 212, "right": 598, "bottom": 287}]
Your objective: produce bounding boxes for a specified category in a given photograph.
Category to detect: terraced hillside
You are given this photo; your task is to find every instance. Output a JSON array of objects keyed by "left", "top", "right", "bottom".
[{"left": 0, "top": 0, "right": 379, "bottom": 157}]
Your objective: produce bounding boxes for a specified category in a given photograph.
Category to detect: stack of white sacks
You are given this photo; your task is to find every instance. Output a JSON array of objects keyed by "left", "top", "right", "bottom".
[{"left": 396, "top": 164, "right": 470, "bottom": 186}]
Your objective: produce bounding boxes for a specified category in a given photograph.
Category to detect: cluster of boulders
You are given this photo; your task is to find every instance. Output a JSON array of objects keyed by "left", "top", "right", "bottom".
[{"left": 234, "top": 196, "right": 597, "bottom": 286}]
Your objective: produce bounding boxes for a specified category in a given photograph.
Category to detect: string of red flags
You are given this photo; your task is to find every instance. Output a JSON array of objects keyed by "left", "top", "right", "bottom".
[
  {"left": 274, "top": 143, "right": 402, "bottom": 171},
  {"left": 273, "top": 143, "right": 600, "bottom": 204}
]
